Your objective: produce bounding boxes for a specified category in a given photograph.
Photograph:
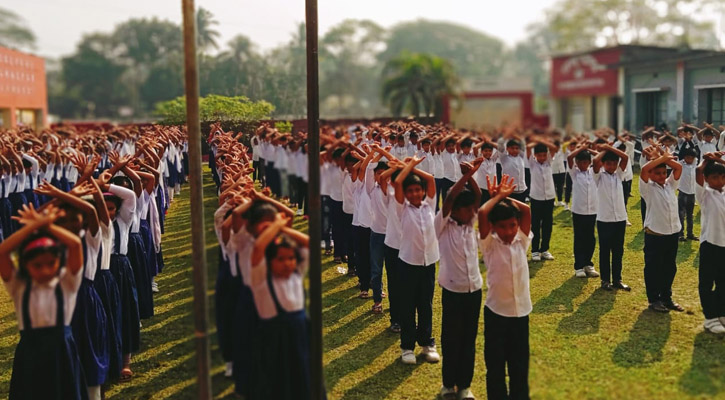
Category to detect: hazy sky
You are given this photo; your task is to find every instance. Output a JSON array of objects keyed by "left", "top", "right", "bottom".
[{"left": 10, "top": 0, "right": 559, "bottom": 59}]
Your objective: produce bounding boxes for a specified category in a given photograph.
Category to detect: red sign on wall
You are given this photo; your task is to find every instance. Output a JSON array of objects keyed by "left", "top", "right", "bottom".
[{"left": 550, "top": 48, "right": 621, "bottom": 98}]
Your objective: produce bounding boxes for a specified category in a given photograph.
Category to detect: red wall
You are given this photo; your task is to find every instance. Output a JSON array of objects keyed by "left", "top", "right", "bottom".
[
  {"left": 0, "top": 46, "right": 47, "bottom": 127},
  {"left": 550, "top": 48, "right": 621, "bottom": 98}
]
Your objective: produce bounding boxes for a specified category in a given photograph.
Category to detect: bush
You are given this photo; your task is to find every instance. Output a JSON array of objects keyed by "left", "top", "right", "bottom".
[{"left": 274, "top": 120, "right": 293, "bottom": 133}]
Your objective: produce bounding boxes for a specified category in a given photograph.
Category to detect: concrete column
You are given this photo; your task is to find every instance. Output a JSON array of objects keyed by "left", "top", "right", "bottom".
[
  {"left": 676, "top": 61, "right": 685, "bottom": 122},
  {"left": 617, "top": 67, "right": 625, "bottom": 132}
]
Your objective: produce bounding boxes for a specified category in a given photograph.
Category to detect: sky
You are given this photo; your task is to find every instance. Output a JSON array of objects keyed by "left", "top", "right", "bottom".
[{"left": 9, "top": 0, "right": 560, "bottom": 59}]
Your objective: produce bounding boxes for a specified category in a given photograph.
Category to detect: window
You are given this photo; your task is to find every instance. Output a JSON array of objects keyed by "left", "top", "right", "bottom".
[
  {"left": 635, "top": 91, "right": 668, "bottom": 130},
  {"left": 700, "top": 88, "right": 725, "bottom": 126}
]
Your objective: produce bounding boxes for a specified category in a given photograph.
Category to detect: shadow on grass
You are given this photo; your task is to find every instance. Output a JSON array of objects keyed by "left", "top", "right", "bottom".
[
  {"left": 532, "top": 278, "right": 587, "bottom": 314},
  {"left": 340, "top": 357, "right": 421, "bottom": 400},
  {"left": 627, "top": 229, "right": 645, "bottom": 250},
  {"left": 557, "top": 288, "right": 616, "bottom": 335},
  {"left": 679, "top": 331, "right": 725, "bottom": 396},
  {"left": 612, "top": 309, "right": 671, "bottom": 367},
  {"left": 325, "top": 327, "right": 399, "bottom": 389},
  {"left": 325, "top": 308, "right": 386, "bottom": 351}
]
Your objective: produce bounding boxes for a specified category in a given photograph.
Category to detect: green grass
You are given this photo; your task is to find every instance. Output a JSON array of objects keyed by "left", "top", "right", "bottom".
[{"left": 0, "top": 170, "right": 723, "bottom": 399}]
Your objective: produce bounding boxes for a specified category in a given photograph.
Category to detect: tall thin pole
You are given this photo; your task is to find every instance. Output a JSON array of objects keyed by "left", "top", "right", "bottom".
[
  {"left": 181, "top": 1, "right": 212, "bottom": 399},
  {"left": 305, "top": 0, "right": 324, "bottom": 398}
]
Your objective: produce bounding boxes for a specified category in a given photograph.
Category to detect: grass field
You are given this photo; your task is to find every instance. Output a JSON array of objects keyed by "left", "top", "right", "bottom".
[{"left": 0, "top": 168, "right": 723, "bottom": 399}]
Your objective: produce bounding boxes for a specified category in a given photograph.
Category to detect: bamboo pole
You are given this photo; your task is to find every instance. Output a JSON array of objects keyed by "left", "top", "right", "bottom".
[
  {"left": 181, "top": 1, "right": 212, "bottom": 398},
  {"left": 305, "top": 0, "right": 324, "bottom": 398}
]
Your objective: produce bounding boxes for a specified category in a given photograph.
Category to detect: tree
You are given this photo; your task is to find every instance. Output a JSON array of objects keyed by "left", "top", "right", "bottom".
[
  {"left": 154, "top": 94, "right": 274, "bottom": 125},
  {"left": 196, "top": 7, "right": 221, "bottom": 53},
  {"left": 382, "top": 52, "right": 459, "bottom": 118},
  {"left": 0, "top": 7, "right": 36, "bottom": 50}
]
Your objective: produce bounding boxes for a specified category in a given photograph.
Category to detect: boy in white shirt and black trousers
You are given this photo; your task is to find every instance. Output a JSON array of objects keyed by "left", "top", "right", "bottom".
[
  {"left": 436, "top": 159, "right": 483, "bottom": 400},
  {"left": 567, "top": 143, "right": 600, "bottom": 279},
  {"left": 695, "top": 152, "right": 725, "bottom": 334},
  {"left": 478, "top": 174, "right": 533, "bottom": 400},
  {"left": 677, "top": 148, "right": 698, "bottom": 242},
  {"left": 592, "top": 144, "right": 631, "bottom": 291},
  {"left": 498, "top": 138, "right": 528, "bottom": 203},
  {"left": 526, "top": 138, "right": 558, "bottom": 262},
  {"left": 639, "top": 146, "right": 684, "bottom": 313}
]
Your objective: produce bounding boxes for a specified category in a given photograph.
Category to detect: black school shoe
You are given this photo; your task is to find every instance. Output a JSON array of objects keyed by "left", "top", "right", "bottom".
[
  {"left": 649, "top": 302, "right": 670, "bottom": 313},
  {"left": 662, "top": 300, "right": 685, "bottom": 312},
  {"left": 600, "top": 281, "right": 613, "bottom": 291},
  {"left": 613, "top": 281, "right": 631, "bottom": 291}
]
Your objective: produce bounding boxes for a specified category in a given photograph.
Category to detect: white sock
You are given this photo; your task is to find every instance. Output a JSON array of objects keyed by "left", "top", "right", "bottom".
[{"left": 87, "top": 386, "right": 101, "bottom": 400}]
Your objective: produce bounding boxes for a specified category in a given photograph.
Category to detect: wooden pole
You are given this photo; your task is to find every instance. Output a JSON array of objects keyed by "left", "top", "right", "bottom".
[
  {"left": 305, "top": 0, "right": 324, "bottom": 398},
  {"left": 181, "top": 1, "right": 212, "bottom": 399}
]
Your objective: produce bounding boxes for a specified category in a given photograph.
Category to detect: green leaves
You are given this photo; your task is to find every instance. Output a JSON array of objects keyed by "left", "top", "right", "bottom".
[{"left": 154, "top": 95, "right": 274, "bottom": 125}]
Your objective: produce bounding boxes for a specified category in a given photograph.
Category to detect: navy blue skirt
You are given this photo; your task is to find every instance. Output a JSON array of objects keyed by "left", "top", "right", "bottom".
[
  {"left": 94, "top": 269, "right": 123, "bottom": 379},
  {"left": 139, "top": 220, "right": 159, "bottom": 277},
  {"left": 250, "top": 310, "right": 313, "bottom": 400},
  {"left": 128, "top": 232, "right": 154, "bottom": 319},
  {"left": 0, "top": 197, "right": 12, "bottom": 239},
  {"left": 8, "top": 192, "right": 28, "bottom": 235},
  {"left": 23, "top": 189, "right": 39, "bottom": 210},
  {"left": 71, "top": 278, "right": 109, "bottom": 386},
  {"left": 233, "top": 284, "right": 260, "bottom": 397},
  {"left": 110, "top": 254, "right": 141, "bottom": 354},
  {"left": 10, "top": 326, "right": 89, "bottom": 400},
  {"left": 215, "top": 256, "right": 241, "bottom": 363}
]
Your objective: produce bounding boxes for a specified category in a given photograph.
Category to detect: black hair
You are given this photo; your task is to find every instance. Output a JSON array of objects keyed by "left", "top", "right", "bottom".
[
  {"left": 703, "top": 130, "right": 715, "bottom": 136},
  {"left": 265, "top": 233, "right": 303, "bottom": 267},
  {"left": 22, "top": 159, "right": 32, "bottom": 169},
  {"left": 344, "top": 154, "right": 358, "bottom": 165},
  {"left": 332, "top": 148, "right": 345, "bottom": 160},
  {"left": 533, "top": 143, "right": 548, "bottom": 154},
  {"left": 617, "top": 143, "right": 626, "bottom": 152},
  {"left": 452, "top": 188, "right": 476, "bottom": 210},
  {"left": 575, "top": 150, "right": 591, "bottom": 162},
  {"left": 445, "top": 138, "right": 456, "bottom": 147},
  {"left": 679, "top": 148, "right": 697, "bottom": 159},
  {"left": 402, "top": 174, "right": 426, "bottom": 192},
  {"left": 374, "top": 161, "right": 389, "bottom": 172},
  {"left": 103, "top": 193, "right": 122, "bottom": 211},
  {"left": 481, "top": 142, "right": 495, "bottom": 151},
  {"left": 506, "top": 139, "right": 521, "bottom": 149},
  {"left": 244, "top": 201, "right": 278, "bottom": 228},
  {"left": 18, "top": 233, "right": 64, "bottom": 281},
  {"left": 488, "top": 198, "right": 521, "bottom": 224},
  {"left": 409, "top": 132, "right": 419, "bottom": 138},
  {"left": 421, "top": 138, "right": 432, "bottom": 145},
  {"left": 601, "top": 151, "right": 620, "bottom": 163},
  {"left": 110, "top": 176, "right": 134, "bottom": 191},
  {"left": 391, "top": 169, "right": 402, "bottom": 182},
  {"left": 461, "top": 138, "right": 473, "bottom": 148},
  {"left": 703, "top": 161, "right": 725, "bottom": 177},
  {"left": 652, "top": 163, "right": 667, "bottom": 172},
  {"left": 594, "top": 138, "right": 607, "bottom": 145}
]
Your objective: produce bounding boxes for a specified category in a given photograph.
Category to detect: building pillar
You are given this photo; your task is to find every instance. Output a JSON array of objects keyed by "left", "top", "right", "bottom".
[
  {"left": 617, "top": 67, "right": 625, "bottom": 132},
  {"left": 676, "top": 61, "right": 685, "bottom": 122}
]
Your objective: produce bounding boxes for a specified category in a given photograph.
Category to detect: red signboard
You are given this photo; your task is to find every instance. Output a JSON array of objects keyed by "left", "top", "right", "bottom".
[{"left": 550, "top": 48, "right": 621, "bottom": 98}]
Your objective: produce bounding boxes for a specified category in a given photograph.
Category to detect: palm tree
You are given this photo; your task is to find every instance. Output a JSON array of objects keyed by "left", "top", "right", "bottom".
[
  {"left": 196, "top": 7, "right": 220, "bottom": 53},
  {"left": 381, "top": 52, "right": 458, "bottom": 118},
  {"left": 0, "top": 7, "right": 36, "bottom": 50}
]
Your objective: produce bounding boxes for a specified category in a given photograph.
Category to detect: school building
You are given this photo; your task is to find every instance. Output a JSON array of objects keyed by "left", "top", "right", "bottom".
[
  {"left": 549, "top": 45, "right": 725, "bottom": 133},
  {"left": 0, "top": 46, "right": 47, "bottom": 131}
]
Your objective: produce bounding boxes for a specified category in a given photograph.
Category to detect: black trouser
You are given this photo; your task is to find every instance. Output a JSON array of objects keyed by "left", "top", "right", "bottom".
[
  {"left": 572, "top": 213, "right": 596, "bottom": 270},
  {"left": 643, "top": 232, "right": 679, "bottom": 304},
  {"left": 523, "top": 168, "right": 531, "bottom": 199},
  {"left": 622, "top": 179, "right": 632, "bottom": 207},
  {"left": 439, "top": 178, "right": 455, "bottom": 203},
  {"left": 699, "top": 241, "right": 725, "bottom": 319},
  {"left": 530, "top": 199, "right": 554, "bottom": 253},
  {"left": 442, "top": 289, "right": 481, "bottom": 390},
  {"left": 329, "top": 199, "right": 344, "bottom": 258},
  {"left": 640, "top": 197, "right": 647, "bottom": 225},
  {"left": 352, "top": 225, "right": 372, "bottom": 291},
  {"left": 553, "top": 173, "right": 565, "bottom": 202},
  {"left": 252, "top": 160, "right": 259, "bottom": 181},
  {"left": 678, "top": 191, "right": 695, "bottom": 237},
  {"left": 484, "top": 306, "right": 530, "bottom": 400},
  {"left": 564, "top": 173, "right": 573, "bottom": 203},
  {"left": 510, "top": 192, "right": 527, "bottom": 203},
  {"left": 398, "top": 261, "right": 435, "bottom": 350},
  {"left": 321, "top": 196, "right": 332, "bottom": 250},
  {"left": 297, "top": 178, "right": 308, "bottom": 215},
  {"left": 597, "top": 221, "right": 626, "bottom": 283},
  {"left": 341, "top": 212, "right": 354, "bottom": 270},
  {"left": 258, "top": 159, "right": 266, "bottom": 186},
  {"left": 480, "top": 190, "right": 491, "bottom": 207},
  {"left": 384, "top": 245, "right": 402, "bottom": 325}
]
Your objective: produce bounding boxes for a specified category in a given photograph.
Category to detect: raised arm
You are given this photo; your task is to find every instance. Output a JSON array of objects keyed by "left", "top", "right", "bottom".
[
  {"left": 251, "top": 213, "right": 290, "bottom": 266},
  {"left": 442, "top": 160, "right": 481, "bottom": 217}
]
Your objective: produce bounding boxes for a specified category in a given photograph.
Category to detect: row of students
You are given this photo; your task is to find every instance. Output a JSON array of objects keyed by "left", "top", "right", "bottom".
[{"left": 0, "top": 125, "right": 187, "bottom": 400}]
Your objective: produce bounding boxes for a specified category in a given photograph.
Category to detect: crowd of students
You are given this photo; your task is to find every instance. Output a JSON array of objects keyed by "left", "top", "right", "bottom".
[
  {"left": 0, "top": 125, "right": 188, "bottom": 400},
  {"left": 246, "top": 120, "right": 725, "bottom": 400}
]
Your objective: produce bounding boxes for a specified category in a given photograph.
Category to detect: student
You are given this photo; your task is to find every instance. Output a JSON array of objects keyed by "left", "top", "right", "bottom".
[
  {"left": 478, "top": 175, "right": 532, "bottom": 400},
  {"left": 640, "top": 146, "right": 684, "bottom": 313},
  {"left": 526, "top": 139, "right": 557, "bottom": 261},
  {"left": 248, "top": 213, "right": 315, "bottom": 400},
  {"left": 393, "top": 156, "right": 440, "bottom": 365},
  {"left": 551, "top": 140, "right": 567, "bottom": 207},
  {"left": 328, "top": 148, "right": 345, "bottom": 263},
  {"left": 567, "top": 144, "right": 600, "bottom": 278},
  {"left": 368, "top": 146, "right": 391, "bottom": 314},
  {"left": 351, "top": 146, "right": 375, "bottom": 299},
  {"left": 498, "top": 138, "right": 527, "bottom": 203},
  {"left": 592, "top": 144, "right": 631, "bottom": 291},
  {"left": 694, "top": 152, "right": 725, "bottom": 333},
  {"left": 0, "top": 204, "right": 87, "bottom": 400},
  {"left": 563, "top": 140, "right": 577, "bottom": 211},
  {"left": 341, "top": 151, "right": 359, "bottom": 276},
  {"left": 474, "top": 141, "right": 498, "bottom": 206},
  {"left": 696, "top": 126, "right": 718, "bottom": 155},
  {"left": 436, "top": 160, "right": 483, "bottom": 400},
  {"left": 677, "top": 148, "right": 698, "bottom": 242},
  {"left": 439, "top": 136, "right": 460, "bottom": 203}
]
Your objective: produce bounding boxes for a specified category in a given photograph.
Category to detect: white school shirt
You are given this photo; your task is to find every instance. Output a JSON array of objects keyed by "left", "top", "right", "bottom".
[
  {"left": 109, "top": 184, "right": 136, "bottom": 255},
  {"left": 594, "top": 168, "right": 627, "bottom": 222},
  {"left": 99, "top": 223, "right": 113, "bottom": 271},
  {"left": 551, "top": 150, "right": 567, "bottom": 174},
  {"left": 458, "top": 152, "right": 475, "bottom": 165},
  {"left": 639, "top": 173, "right": 681, "bottom": 235},
  {"left": 83, "top": 229, "right": 102, "bottom": 280},
  {"left": 475, "top": 156, "right": 498, "bottom": 189},
  {"left": 250, "top": 248, "right": 309, "bottom": 319},
  {"left": 699, "top": 140, "right": 717, "bottom": 155},
  {"left": 718, "top": 133, "right": 725, "bottom": 151},
  {"left": 406, "top": 143, "right": 418, "bottom": 157},
  {"left": 479, "top": 230, "right": 533, "bottom": 318},
  {"left": 528, "top": 155, "right": 555, "bottom": 201},
  {"left": 415, "top": 151, "right": 435, "bottom": 176},
  {"left": 370, "top": 184, "right": 389, "bottom": 235},
  {"left": 384, "top": 186, "right": 403, "bottom": 250},
  {"left": 441, "top": 151, "right": 460, "bottom": 181},
  {"left": 432, "top": 153, "right": 444, "bottom": 179},
  {"left": 695, "top": 183, "right": 725, "bottom": 247},
  {"left": 4, "top": 267, "right": 82, "bottom": 330},
  {"left": 356, "top": 164, "right": 376, "bottom": 229},
  {"left": 328, "top": 167, "right": 344, "bottom": 202},
  {"left": 498, "top": 153, "right": 527, "bottom": 193},
  {"left": 569, "top": 167, "right": 598, "bottom": 215},
  {"left": 679, "top": 161, "right": 697, "bottom": 195},
  {"left": 232, "top": 228, "right": 255, "bottom": 284},
  {"left": 395, "top": 195, "right": 440, "bottom": 266},
  {"left": 213, "top": 202, "right": 234, "bottom": 262},
  {"left": 251, "top": 137, "right": 260, "bottom": 162},
  {"left": 392, "top": 145, "right": 408, "bottom": 160},
  {"left": 320, "top": 163, "right": 331, "bottom": 197},
  {"left": 342, "top": 172, "right": 355, "bottom": 214},
  {"left": 435, "top": 212, "right": 482, "bottom": 293}
]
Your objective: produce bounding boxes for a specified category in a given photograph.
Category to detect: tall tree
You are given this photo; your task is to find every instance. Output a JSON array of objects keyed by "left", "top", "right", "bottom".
[
  {"left": 382, "top": 52, "right": 458, "bottom": 118},
  {"left": 196, "top": 7, "right": 221, "bottom": 53},
  {"left": 0, "top": 7, "right": 36, "bottom": 50}
]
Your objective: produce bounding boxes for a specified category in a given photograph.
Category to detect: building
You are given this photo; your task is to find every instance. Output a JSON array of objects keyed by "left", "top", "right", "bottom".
[
  {"left": 0, "top": 46, "right": 47, "bottom": 130},
  {"left": 442, "top": 77, "right": 549, "bottom": 130}
]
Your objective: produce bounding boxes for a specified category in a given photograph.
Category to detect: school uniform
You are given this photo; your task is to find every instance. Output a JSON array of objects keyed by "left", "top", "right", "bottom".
[
  {"left": 569, "top": 167, "right": 598, "bottom": 271},
  {"left": 564, "top": 149, "right": 574, "bottom": 204},
  {"left": 479, "top": 230, "right": 533, "bottom": 400},
  {"left": 8, "top": 171, "right": 29, "bottom": 235},
  {"left": 213, "top": 203, "right": 239, "bottom": 364},
  {"left": 433, "top": 152, "right": 445, "bottom": 210},
  {"left": 251, "top": 136, "right": 261, "bottom": 181},
  {"left": 383, "top": 185, "right": 403, "bottom": 326},
  {"left": 695, "top": 183, "right": 725, "bottom": 320},
  {"left": 249, "top": 249, "right": 315, "bottom": 400},
  {"left": 352, "top": 165, "right": 373, "bottom": 292},
  {"left": 129, "top": 191, "right": 154, "bottom": 319},
  {"left": 5, "top": 267, "right": 89, "bottom": 400},
  {"left": 475, "top": 154, "right": 498, "bottom": 205},
  {"left": 0, "top": 173, "right": 12, "bottom": 239},
  {"left": 640, "top": 173, "right": 681, "bottom": 305},
  {"left": 435, "top": 212, "right": 482, "bottom": 391},
  {"left": 320, "top": 162, "right": 333, "bottom": 251},
  {"left": 22, "top": 154, "right": 40, "bottom": 209},
  {"left": 368, "top": 169, "right": 388, "bottom": 304},
  {"left": 498, "top": 152, "right": 527, "bottom": 203},
  {"left": 108, "top": 185, "right": 141, "bottom": 355},
  {"left": 342, "top": 171, "right": 356, "bottom": 273},
  {"left": 440, "top": 151, "right": 459, "bottom": 202},
  {"left": 94, "top": 222, "right": 123, "bottom": 380},
  {"left": 551, "top": 150, "right": 567, "bottom": 203},
  {"left": 231, "top": 228, "right": 259, "bottom": 397},
  {"left": 595, "top": 168, "right": 628, "bottom": 284},
  {"left": 678, "top": 161, "right": 697, "bottom": 238},
  {"left": 395, "top": 195, "right": 439, "bottom": 351},
  {"left": 529, "top": 154, "right": 555, "bottom": 254},
  {"left": 328, "top": 166, "right": 345, "bottom": 259}
]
